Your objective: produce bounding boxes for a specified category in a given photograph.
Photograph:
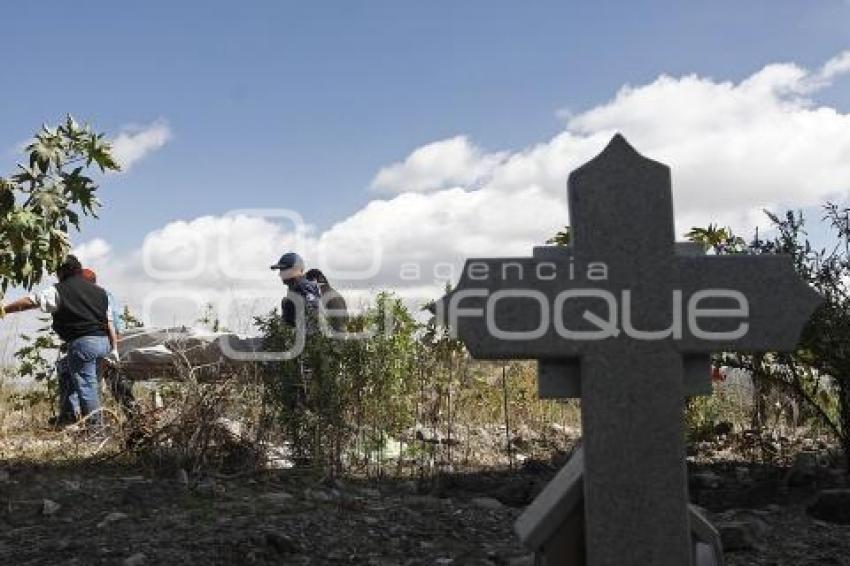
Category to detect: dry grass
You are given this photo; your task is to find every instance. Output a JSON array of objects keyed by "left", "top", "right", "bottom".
[
  {"left": 123, "top": 376, "right": 269, "bottom": 477},
  {"left": 0, "top": 371, "right": 130, "bottom": 464}
]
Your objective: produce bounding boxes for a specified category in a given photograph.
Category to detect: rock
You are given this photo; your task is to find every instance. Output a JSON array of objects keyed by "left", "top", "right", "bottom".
[
  {"left": 414, "top": 426, "right": 461, "bottom": 447},
  {"left": 304, "top": 488, "right": 333, "bottom": 503},
  {"left": 713, "top": 421, "right": 733, "bottom": 436},
  {"left": 547, "top": 422, "right": 579, "bottom": 437},
  {"left": 508, "top": 555, "right": 535, "bottom": 566},
  {"left": 175, "top": 469, "right": 189, "bottom": 486},
  {"left": 216, "top": 417, "right": 243, "bottom": 438},
  {"left": 98, "top": 512, "right": 129, "bottom": 528},
  {"left": 520, "top": 458, "right": 550, "bottom": 474},
  {"left": 122, "top": 480, "right": 186, "bottom": 508},
  {"left": 731, "top": 512, "right": 770, "bottom": 537},
  {"left": 471, "top": 497, "right": 504, "bottom": 511},
  {"left": 360, "top": 488, "right": 381, "bottom": 498},
  {"left": 264, "top": 532, "right": 298, "bottom": 554},
  {"left": 491, "top": 477, "right": 543, "bottom": 507},
  {"left": 692, "top": 472, "right": 722, "bottom": 490},
  {"left": 407, "top": 495, "right": 442, "bottom": 508},
  {"left": 718, "top": 520, "right": 762, "bottom": 552},
  {"left": 41, "top": 499, "right": 61, "bottom": 516},
  {"left": 121, "top": 476, "right": 146, "bottom": 482},
  {"left": 259, "top": 492, "right": 294, "bottom": 504},
  {"left": 807, "top": 489, "right": 850, "bottom": 524},
  {"left": 265, "top": 443, "right": 294, "bottom": 470},
  {"left": 121, "top": 482, "right": 153, "bottom": 506},
  {"left": 123, "top": 552, "right": 147, "bottom": 566},
  {"left": 322, "top": 477, "right": 346, "bottom": 490},
  {"left": 828, "top": 469, "right": 848, "bottom": 487},
  {"left": 786, "top": 451, "right": 819, "bottom": 487},
  {"left": 194, "top": 478, "right": 219, "bottom": 498}
]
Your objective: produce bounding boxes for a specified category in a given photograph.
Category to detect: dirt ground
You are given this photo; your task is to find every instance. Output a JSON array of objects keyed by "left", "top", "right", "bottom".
[
  {"left": 1, "top": 456, "right": 849, "bottom": 565},
  {"left": 0, "top": 460, "right": 532, "bottom": 566}
]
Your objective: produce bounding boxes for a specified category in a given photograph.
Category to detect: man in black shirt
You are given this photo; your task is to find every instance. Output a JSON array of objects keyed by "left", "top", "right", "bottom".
[{"left": 1, "top": 255, "right": 117, "bottom": 426}]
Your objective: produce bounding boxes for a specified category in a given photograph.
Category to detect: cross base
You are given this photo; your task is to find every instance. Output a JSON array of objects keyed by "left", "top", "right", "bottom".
[{"left": 514, "top": 445, "right": 724, "bottom": 566}]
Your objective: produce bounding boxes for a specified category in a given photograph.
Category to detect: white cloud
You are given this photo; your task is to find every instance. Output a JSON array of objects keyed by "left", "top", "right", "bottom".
[
  {"left": 562, "top": 54, "right": 850, "bottom": 232},
  {"left": 62, "top": 51, "right": 850, "bottom": 332},
  {"left": 370, "top": 136, "right": 507, "bottom": 193},
  {"left": 819, "top": 51, "right": 850, "bottom": 81},
  {"left": 70, "top": 216, "right": 301, "bottom": 332},
  {"left": 72, "top": 238, "right": 112, "bottom": 265},
  {"left": 110, "top": 119, "right": 172, "bottom": 171}
]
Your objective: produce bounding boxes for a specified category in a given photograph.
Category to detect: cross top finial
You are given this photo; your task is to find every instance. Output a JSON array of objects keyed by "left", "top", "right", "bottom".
[{"left": 569, "top": 134, "right": 675, "bottom": 258}]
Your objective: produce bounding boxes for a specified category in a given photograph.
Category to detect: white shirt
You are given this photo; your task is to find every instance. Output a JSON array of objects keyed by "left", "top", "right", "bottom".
[
  {"left": 29, "top": 285, "right": 111, "bottom": 320},
  {"left": 29, "top": 287, "right": 61, "bottom": 313}
]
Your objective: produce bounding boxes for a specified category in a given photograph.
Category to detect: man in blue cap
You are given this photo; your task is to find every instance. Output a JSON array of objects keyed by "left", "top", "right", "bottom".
[
  {"left": 270, "top": 252, "right": 322, "bottom": 451},
  {"left": 270, "top": 252, "right": 322, "bottom": 335}
]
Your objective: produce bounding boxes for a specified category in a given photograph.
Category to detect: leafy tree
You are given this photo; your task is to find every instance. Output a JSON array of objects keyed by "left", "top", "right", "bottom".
[
  {"left": 12, "top": 314, "right": 62, "bottom": 417},
  {"left": 120, "top": 305, "right": 144, "bottom": 330},
  {"left": 257, "top": 292, "right": 441, "bottom": 475},
  {"left": 0, "top": 115, "right": 120, "bottom": 295},
  {"left": 689, "top": 210, "right": 850, "bottom": 471},
  {"left": 684, "top": 223, "right": 746, "bottom": 255},
  {"left": 546, "top": 225, "right": 571, "bottom": 247},
  {"left": 15, "top": 316, "right": 60, "bottom": 382},
  {"left": 196, "top": 302, "right": 223, "bottom": 332},
  {"left": 800, "top": 204, "right": 850, "bottom": 472}
]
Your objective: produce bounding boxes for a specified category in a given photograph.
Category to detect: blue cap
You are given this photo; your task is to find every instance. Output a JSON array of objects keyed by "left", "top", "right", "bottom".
[{"left": 270, "top": 252, "right": 304, "bottom": 272}]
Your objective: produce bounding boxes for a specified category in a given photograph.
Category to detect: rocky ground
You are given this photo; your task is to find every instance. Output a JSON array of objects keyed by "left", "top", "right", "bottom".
[
  {"left": 0, "top": 463, "right": 533, "bottom": 565},
  {"left": 688, "top": 433, "right": 850, "bottom": 566},
  {"left": 1, "top": 431, "right": 849, "bottom": 565},
  {"left": 1, "top": 458, "right": 849, "bottom": 565}
]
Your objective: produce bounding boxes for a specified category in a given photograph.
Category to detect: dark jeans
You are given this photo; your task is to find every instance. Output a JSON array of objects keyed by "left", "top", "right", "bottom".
[
  {"left": 102, "top": 363, "right": 137, "bottom": 417},
  {"left": 57, "top": 356, "right": 76, "bottom": 422}
]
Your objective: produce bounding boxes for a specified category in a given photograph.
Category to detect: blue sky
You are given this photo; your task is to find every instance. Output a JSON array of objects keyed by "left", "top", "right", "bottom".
[
  {"left": 1, "top": 0, "right": 850, "bottom": 347},
  {"left": 3, "top": 1, "right": 849, "bottom": 251}
]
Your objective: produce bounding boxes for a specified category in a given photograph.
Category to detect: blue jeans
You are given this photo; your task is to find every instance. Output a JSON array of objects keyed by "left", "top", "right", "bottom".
[{"left": 62, "top": 336, "right": 110, "bottom": 426}]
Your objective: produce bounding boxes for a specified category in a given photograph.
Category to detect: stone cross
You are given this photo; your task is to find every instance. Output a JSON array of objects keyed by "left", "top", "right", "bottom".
[{"left": 438, "top": 135, "right": 821, "bottom": 566}]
